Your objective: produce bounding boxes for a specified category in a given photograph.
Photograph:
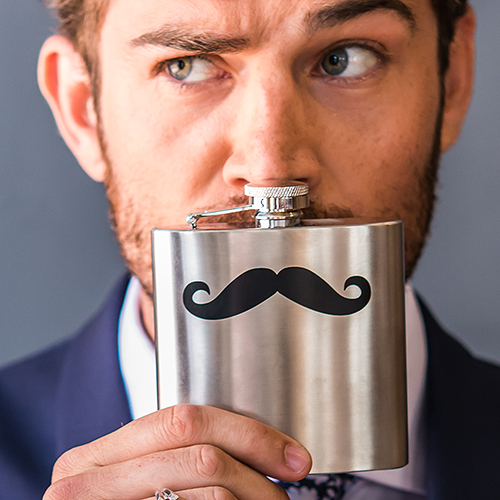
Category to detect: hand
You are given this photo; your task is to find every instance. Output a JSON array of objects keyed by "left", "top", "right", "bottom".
[{"left": 43, "top": 404, "right": 312, "bottom": 500}]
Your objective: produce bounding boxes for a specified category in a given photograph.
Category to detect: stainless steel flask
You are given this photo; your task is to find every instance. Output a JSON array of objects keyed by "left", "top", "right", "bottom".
[{"left": 153, "top": 181, "right": 407, "bottom": 473}]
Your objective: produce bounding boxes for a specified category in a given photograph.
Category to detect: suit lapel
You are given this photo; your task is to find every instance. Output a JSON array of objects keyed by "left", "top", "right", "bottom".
[
  {"left": 54, "top": 275, "right": 132, "bottom": 457},
  {"left": 421, "top": 297, "right": 500, "bottom": 499}
]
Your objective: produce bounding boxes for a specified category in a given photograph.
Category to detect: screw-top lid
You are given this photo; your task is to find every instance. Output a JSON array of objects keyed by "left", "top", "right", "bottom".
[
  {"left": 245, "top": 180, "right": 309, "bottom": 214},
  {"left": 244, "top": 181, "right": 309, "bottom": 199},
  {"left": 187, "top": 180, "right": 308, "bottom": 229}
]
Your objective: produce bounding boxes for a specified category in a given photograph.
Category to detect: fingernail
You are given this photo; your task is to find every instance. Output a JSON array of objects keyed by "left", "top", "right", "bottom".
[{"left": 285, "top": 444, "right": 311, "bottom": 473}]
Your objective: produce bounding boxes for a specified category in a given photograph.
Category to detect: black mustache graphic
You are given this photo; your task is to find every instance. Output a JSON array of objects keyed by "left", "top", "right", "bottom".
[{"left": 183, "top": 267, "right": 371, "bottom": 320}]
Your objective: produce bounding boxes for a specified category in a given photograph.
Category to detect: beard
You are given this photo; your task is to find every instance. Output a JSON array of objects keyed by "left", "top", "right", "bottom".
[{"left": 99, "top": 105, "right": 442, "bottom": 301}]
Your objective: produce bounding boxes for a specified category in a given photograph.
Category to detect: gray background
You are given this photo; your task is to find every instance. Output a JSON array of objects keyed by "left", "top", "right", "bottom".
[{"left": 0, "top": 0, "right": 499, "bottom": 367}]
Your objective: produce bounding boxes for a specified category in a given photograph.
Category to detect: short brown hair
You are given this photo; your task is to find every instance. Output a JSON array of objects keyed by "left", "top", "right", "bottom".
[
  {"left": 47, "top": 0, "right": 469, "bottom": 83},
  {"left": 46, "top": 0, "right": 109, "bottom": 80},
  {"left": 431, "top": 0, "right": 469, "bottom": 74}
]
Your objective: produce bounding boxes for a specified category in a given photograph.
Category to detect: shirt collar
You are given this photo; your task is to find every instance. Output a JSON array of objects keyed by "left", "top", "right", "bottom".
[
  {"left": 118, "top": 276, "right": 427, "bottom": 495},
  {"left": 118, "top": 276, "right": 157, "bottom": 420}
]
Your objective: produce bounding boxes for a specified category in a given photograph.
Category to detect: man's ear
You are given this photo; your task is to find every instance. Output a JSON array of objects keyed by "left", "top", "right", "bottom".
[
  {"left": 440, "top": 6, "right": 476, "bottom": 153},
  {"left": 38, "top": 35, "right": 107, "bottom": 182}
]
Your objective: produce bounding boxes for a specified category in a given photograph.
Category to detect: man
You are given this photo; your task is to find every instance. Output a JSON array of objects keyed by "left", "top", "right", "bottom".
[{"left": 1, "top": 0, "right": 499, "bottom": 499}]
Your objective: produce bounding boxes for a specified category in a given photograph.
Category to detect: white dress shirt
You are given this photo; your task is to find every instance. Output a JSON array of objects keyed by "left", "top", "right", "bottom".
[{"left": 118, "top": 275, "right": 427, "bottom": 496}]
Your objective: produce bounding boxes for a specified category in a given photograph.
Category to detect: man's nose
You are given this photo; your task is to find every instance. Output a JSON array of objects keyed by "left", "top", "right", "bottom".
[{"left": 222, "top": 68, "right": 322, "bottom": 190}]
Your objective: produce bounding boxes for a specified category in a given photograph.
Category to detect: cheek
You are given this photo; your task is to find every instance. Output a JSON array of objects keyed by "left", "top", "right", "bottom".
[
  {"left": 316, "top": 77, "right": 441, "bottom": 214},
  {"left": 98, "top": 76, "right": 235, "bottom": 219}
]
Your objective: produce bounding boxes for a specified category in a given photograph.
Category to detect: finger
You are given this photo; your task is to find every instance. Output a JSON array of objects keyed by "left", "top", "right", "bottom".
[
  {"left": 53, "top": 405, "right": 311, "bottom": 482},
  {"left": 177, "top": 486, "right": 237, "bottom": 500},
  {"left": 46, "top": 444, "right": 290, "bottom": 500}
]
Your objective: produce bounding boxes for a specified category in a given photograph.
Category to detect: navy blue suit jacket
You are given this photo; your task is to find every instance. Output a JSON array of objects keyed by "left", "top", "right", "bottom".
[{"left": 1, "top": 275, "right": 499, "bottom": 499}]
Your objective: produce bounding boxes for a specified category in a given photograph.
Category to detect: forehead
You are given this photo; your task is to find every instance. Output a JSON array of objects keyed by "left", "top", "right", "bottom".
[{"left": 103, "top": 0, "right": 433, "bottom": 40}]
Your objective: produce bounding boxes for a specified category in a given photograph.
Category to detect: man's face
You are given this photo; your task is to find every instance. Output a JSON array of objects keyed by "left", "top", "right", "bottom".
[{"left": 97, "top": 0, "right": 443, "bottom": 296}]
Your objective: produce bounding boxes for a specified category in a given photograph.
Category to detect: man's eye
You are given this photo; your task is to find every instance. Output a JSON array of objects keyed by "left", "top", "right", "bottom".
[
  {"left": 166, "top": 57, "right": 221, "bottom": 83},
  {"left": 320, "top": 47, "right": 378, "bottom": 78}
]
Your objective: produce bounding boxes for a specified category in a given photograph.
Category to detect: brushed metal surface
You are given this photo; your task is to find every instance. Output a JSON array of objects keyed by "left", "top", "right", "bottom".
[{"left": 153, "top": 220, "right": 407, "bottom": 473}]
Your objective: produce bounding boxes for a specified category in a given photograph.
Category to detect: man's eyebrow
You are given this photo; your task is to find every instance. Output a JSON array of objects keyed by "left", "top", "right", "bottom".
[
  {"left": 130, "top": 26, "right": 251, "bottom": 54},
  {"left": 305, "top": 0, "right": 417, "bottom": 33}
]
